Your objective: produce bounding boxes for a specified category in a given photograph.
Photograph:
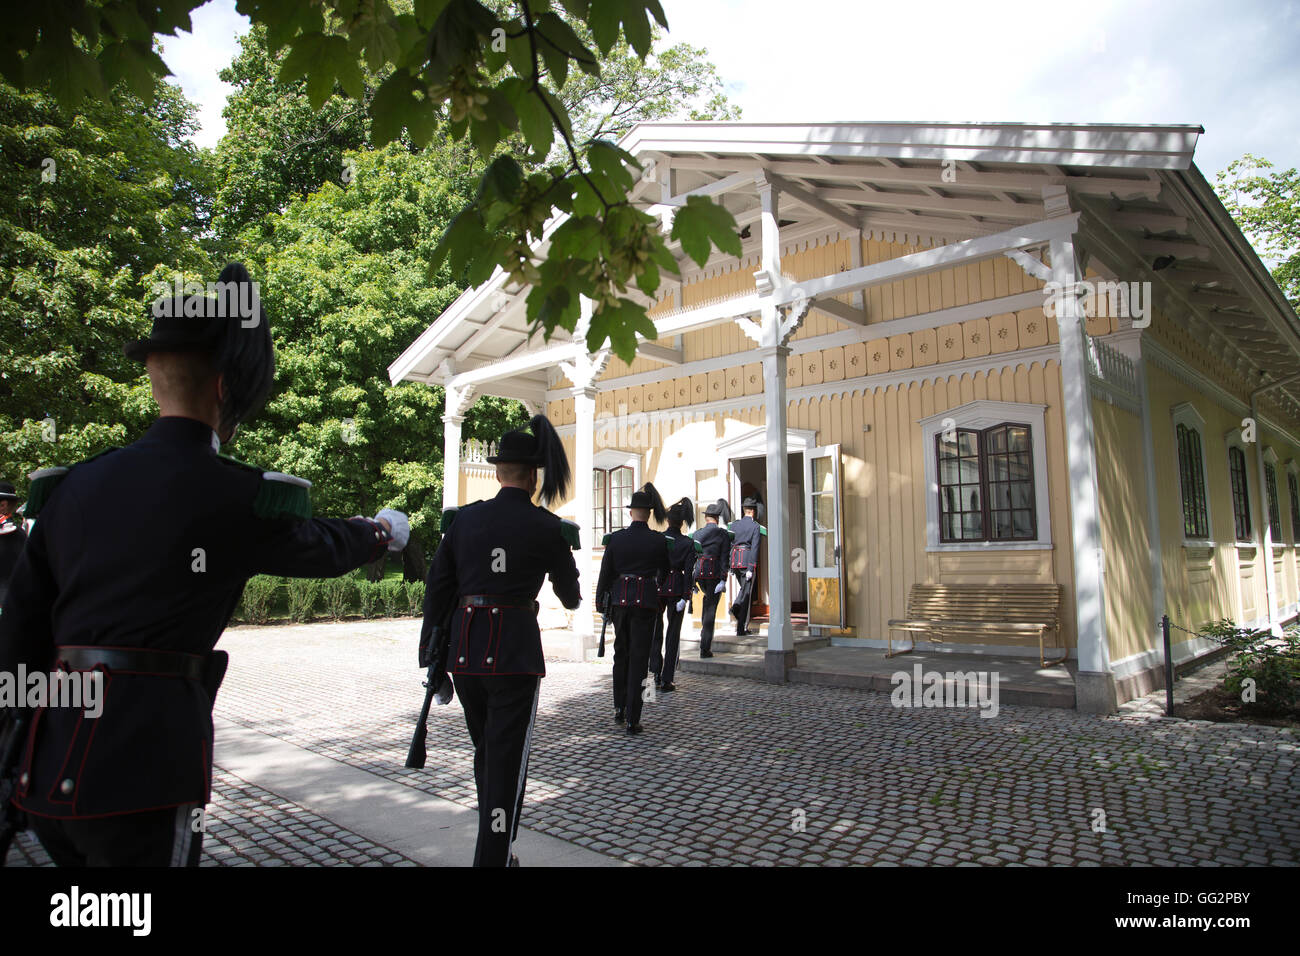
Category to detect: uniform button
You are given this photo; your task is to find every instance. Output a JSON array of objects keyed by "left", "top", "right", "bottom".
[
  {"left": 491, "top": 607, "right": 499, "bottom": 615},
  {"left": 486, "top": 657, "right": 494, "bottom": 664},
  {"left": 60, "top": 778, "right": 74, "bottom": 795},
  {"left": 19, "top": 772, "right": 29, "bottom": 787}
]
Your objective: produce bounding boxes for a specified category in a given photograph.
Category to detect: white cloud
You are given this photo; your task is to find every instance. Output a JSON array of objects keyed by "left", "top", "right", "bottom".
[{"left": 158, "top": 0, "right": 249, "bottom": 150}]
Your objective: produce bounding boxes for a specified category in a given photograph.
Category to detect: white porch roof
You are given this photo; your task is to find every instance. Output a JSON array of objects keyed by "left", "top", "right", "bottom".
[{"left": 388, "top": 120, "right": 1300, "bottom": 421}]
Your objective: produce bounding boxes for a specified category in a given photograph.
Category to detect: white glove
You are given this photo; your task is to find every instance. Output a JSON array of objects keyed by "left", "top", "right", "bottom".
[
  {"left": 714, "top": 580, "right": 726, "bottom": 594},
  {"left": 676, "top": 599, "right": 687, "bottom": 613},
  {"left": 375, "top": 508, "right": 409, "bottom": 551},
  {"left": 746, "top": 570, "right": 753, "bottom": 580}
]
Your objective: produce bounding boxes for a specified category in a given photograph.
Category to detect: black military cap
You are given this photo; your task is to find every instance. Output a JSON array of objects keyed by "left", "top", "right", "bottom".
[
  {"left": 627, "top": 482, "right": 666, "bottom": 523},
  {"left": 0, "top": 481, "right": 18, "bottom": 502},
  {"left": 124, "top": 295, "right": 226, "bottom": 362},
  {"left": 486, "top": 414, "right": 571, "bottom": 506},
  {"left": 704, "top": 498, "right": 731, "bottom": 520}
]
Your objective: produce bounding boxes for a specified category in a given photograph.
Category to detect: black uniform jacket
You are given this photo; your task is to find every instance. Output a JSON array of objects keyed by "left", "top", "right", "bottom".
[
  {"left": 423, "top": 486, "right": 581, "bottom": 678},
  {"left": 691, "top": 522, "right": 730, "bottom": 583},
  {"left": 596, "top": 520, "right": 671, "bottom": 609},
  {"left": 0, "top": 416, "right": 388, "bottom": 819},
  {"left": 660, "top": 531, "right": 697, "bottom": 599},
  {"left": 0, "top": 513, "right": 26, "bottom": 603},
  {"left": 729, "top": 516, "right": 763, "bottom": 572}
]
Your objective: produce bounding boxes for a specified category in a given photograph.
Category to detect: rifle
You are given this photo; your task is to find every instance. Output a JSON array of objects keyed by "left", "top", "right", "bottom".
[
  {"left": 0, "top": 709, "right": 29, "bottom": 866},
  {"left": 596, "top": 590, "right": 611, "bottom": 658},
  {"left": 405, "top": 606, "right": 455, "bottom": 770}
]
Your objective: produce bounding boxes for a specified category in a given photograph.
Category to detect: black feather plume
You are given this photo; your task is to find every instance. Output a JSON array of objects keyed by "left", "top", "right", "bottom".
[
  {"left": 213, "top": 262, "right": 274, "bottom": 435},
  {"left": 529, "top": 414, "right": 571, "bottom": 506},
  {"left": 668, "top": 496, "right": 694, "bottom": 529},
  {"left": 641, "top": 482, "right": 667, "bottom": 524},
  {"left": 715, "top": 498, "right": 732, "bottom": 524}
]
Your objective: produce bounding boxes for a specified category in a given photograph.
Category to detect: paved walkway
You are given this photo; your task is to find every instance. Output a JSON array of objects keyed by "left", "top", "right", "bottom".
[{"left": 11, "top": 617, "right": 1300, "bottom": 866}]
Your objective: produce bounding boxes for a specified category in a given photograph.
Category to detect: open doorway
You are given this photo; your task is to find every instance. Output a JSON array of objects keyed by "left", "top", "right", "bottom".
[{"left": 728, "top": 453, "right": 808, "bottom": 621}]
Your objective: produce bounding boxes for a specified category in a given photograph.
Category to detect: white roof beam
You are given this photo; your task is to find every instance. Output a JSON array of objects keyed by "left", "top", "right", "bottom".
[{"left": 766, "top": 172, "right": 862, "bottom": 230}]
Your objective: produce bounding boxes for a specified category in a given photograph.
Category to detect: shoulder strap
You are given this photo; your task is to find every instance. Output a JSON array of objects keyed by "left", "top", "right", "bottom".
[
  {"left": 254, "top": 472, "right": 313, "bottom": 521},
  {"left": 559, "top": 518, "right": 581, "bottom": 550}
]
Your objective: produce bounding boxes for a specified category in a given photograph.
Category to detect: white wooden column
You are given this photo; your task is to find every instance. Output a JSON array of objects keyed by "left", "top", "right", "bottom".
[
  {"left": 561, "top": 296, "right": 609, "bottom": 660},
  {"left": 571, "top": 383, "right": 598, "bottom": 658},
  {"left": 442, "top": 382, "right": 475, "bottom": 512},
  {"left": 1047, "top": 186, "right": 1115, "bottom": 713},
  {"left": 1250, "top": 397, "right": 1282, "bottom": 634},
  {"left": 755, "top": 177, "right": 797, "bottom": 681}
]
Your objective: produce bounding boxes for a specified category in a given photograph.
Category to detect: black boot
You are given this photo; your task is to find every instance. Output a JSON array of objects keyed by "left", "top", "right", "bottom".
[{"left": 614, "top": 707, "right": 626, "bottom": 724}]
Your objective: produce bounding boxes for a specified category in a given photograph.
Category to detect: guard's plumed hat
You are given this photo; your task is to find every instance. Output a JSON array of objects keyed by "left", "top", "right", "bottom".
[
  {"left": 0, "top": 481, "right": 18, "bottom": 502},
  {"left": 487, "top": 414, "right": 571, "bottom": 506},
  {"left": 627, "top": 482, "right": 666, "bottom": 523},
  {"left": 666, "top": 496, "right": 694, "bottom": 529},
  {"left": 704, "top": 498, "right": 731, "bottom": 522}
]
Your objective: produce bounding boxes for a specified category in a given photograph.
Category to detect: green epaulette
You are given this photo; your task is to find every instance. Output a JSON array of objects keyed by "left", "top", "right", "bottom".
[
  {"left": 254, "top": 472, "right": 313, "bottom": 521},
  {"left": 665, "top": 536, "right": 675, "bottom": 557},
  {"left": 601, "top": 532, "right": 612, "bottom": 547},
  {"left": 759, "top": 525, "right": 768, "bottom": 537},
  {"left": 693, "top": 539, "right": 704, "bottom": 554},
  {"left": 217, "top": 455, "right": 312, "bottom": 521},
  {"left": 26, "top": 447, "right": 120, "bottom": 518},
  {"left": 726, "top": 528, "right": 736, "bottom": 541},
  {"left": 559, "top": 519, "right": 581, "bottom": 550}
]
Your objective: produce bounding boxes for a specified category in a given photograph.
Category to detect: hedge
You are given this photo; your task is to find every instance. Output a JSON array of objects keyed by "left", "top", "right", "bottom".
[{"left": 235, "top": 572, "right": 425, "bottom": 625}]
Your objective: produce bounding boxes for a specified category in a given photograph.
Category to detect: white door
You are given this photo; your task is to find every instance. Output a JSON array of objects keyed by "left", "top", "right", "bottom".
[{"left": 804, "top": 444, "right": 846, "bottom": 628}]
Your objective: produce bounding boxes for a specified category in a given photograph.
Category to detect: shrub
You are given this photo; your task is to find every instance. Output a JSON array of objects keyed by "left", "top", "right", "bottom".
[
  {"left": 357, "top": 579, "right": 380, "bottom": 618},
  {"left": 405, "top": 580, "right": 426, "bottom": 616},
  {"left": 1201, "top": 619, "right": 1300, "bottom": 714},
  {"left": 286, "top": 578, "right": 320, "bottom": 623},
  {"left": 321, "top": 577, "right": 354, "bottom": 621},
  {"left": 379, "top": 578, "right": 404, "bottom": 618},
  {"left": 239, "top": 575, "right": 280, "bottom": 625}
]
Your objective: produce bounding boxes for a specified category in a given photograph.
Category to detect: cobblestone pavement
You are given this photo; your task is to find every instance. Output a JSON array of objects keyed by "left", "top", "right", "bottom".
[
  {"left": 9, "top": 766, "right": 422, "bottom": 867},
  {"left": 10, "top": 618, "right": 1299, "bottom": 867},
  {"left": 203, "top": 619, "right": 1299, "bottom": 867}
]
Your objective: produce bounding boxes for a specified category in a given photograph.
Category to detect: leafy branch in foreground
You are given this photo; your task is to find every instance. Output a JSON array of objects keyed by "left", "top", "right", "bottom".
[{"left": 9, "top": 0, "right": 742, "bottom": 362}]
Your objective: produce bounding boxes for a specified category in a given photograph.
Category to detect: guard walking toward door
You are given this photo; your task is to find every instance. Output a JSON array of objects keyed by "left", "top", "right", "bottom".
[
  {"left": 729, "top": 496, "right": 765, "bottom": 636},
  {"left": 596, "top": 483, "right": 669, "bottom": 734},
  {"left": 650, "top": 497, "right": 697, "bottom": 691},
  {"left": 691, "top": 499, "right": 731, "bottom": 658},
  {"left": 422, "top": 414, "right": 581, "bottom": 867}
]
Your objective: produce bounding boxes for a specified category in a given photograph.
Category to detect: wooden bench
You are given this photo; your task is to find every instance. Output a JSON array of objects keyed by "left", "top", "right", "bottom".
[{"left": 887, "top": 584, "right": 1067, "bottom": 667}]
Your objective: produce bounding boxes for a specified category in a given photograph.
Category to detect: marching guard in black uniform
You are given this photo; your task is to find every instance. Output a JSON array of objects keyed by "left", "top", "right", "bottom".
[
  {"left": 421, "top": 415, "right": 581, "bottom": 867},
  {"left": 729, "top": 496, "right": 766, "bottom": 636},
  {"left": 0, "top": 264, "right": 407, "bottom": 867},
  {"left": 649, "top": 497, "right": 698, "bottom": 691},
  {"left": 691, "top": 499, "right": 732, "bottom": 658},
  {"left": 596, "top": 483, "right": 670, "bottom": 734},
  {"left": 0, "top": 482, "right": 26, "bottom": 610}
]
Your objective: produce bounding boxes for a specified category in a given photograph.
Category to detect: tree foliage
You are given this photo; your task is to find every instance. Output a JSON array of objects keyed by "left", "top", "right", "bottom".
[
  {"left": 10, "top": 0, "right": 742, "bottom": 364},
  {"left": 0, "top": 77, "right": 212, "bottom": 491},
  {"left": 1216, "top": 154, "right": 1300, "bottom": 307}
]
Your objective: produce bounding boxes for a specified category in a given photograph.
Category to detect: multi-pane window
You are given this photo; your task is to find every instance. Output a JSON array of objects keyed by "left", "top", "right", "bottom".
[
  {"left": 937, "top": 423, "right": 1036, "bottom": 543},
  {"left": 1227, "top": 446, "right": 1252, "bottom": 542},
  {"left": 1289, "top": 471, "right": 1300, "bottom": 542},
  {"left": 593, "top": 465, "right": 633, "bottom": 542},
  {"left": 1264, "top": 462, "right": 1282, "bottom": 542},
  {"left": 1175, "top": 423, "right": 1210, "bottom": 539}
]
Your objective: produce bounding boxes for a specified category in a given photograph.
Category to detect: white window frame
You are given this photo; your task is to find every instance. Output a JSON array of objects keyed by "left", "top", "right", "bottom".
[
  {"left": 1262, "top": 446, "right": 1284, "bottom": 551},
  {"left": 1171, "top": 402, "right": 1214, "bottom": 547},
  {"left": 1223, "top": 426, "right": 1256, "bottom": 549},
  {"left": 593, "top": 449, "right": 640, "bottom": 546},
  {"left": 1287, "top": 460, "right": 1300, "bottom": 548},
  {"left": 919, "top": 400, "right": 1052, "bottom": 552}
]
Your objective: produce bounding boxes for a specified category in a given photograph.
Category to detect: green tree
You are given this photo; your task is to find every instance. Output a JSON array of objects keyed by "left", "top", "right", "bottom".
[
  {"left": 228, "top": 144, "right": 523, "bottom": 547},
  {"left": 11, "top": 0, "right": 743, "bottom": 363},
  {"left": 1216, "top": 154, "right": 1300, "bottom": 307},
  {"left": 0, "top": 78, "right": 213, "bottom": 492}
]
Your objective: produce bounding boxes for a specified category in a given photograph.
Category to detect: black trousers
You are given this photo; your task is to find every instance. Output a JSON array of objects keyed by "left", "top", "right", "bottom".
[
  {"left": 650, "top": 601, "right": 685, "bottom": 684},
  {"left": 731, "top": 568, "right": 755, "bottom": 633},
  {"left": 30, "top": 803, "right": 204, "bottom": 867},
  {"left": 451, "top": 673, "right": 541, "bottom": 868},
  {"left": 697, "top": 580, "right": 723, "bottom": 654},
  {"left": 611, "top": 606, "right": 656, "bottom": 725}
]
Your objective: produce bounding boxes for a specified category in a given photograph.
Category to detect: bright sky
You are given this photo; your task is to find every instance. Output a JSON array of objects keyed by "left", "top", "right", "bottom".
[{"left": 161, "top": 0, "right": 1300, "bottom": 178}]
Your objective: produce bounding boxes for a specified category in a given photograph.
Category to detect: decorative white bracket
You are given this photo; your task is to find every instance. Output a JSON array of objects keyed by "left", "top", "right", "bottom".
[
  {"left": 736, "top": 317, "right": 763, "bottom": 345},
  {"left": 559, "top": 348, "right": 611, "bottom": 390},
  {"left": 1005, "top": 249, "right": 1052, "bottom": 282},
  {"left": 444, "top": 381, "right": 477, "bottom": 421}
]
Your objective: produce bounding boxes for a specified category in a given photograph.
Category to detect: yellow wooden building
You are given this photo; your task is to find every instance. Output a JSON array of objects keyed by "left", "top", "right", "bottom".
[{"left": 390, "top": 122, "right": 1300, "bottom": 714}]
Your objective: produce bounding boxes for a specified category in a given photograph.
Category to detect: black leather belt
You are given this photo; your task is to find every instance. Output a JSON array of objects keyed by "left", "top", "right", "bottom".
[
  {"left": 459, "top": 595, "right": 539, "bottom": 612},
  {"left": 55, "top": 646, "right": 206, "bottom": 681}
]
